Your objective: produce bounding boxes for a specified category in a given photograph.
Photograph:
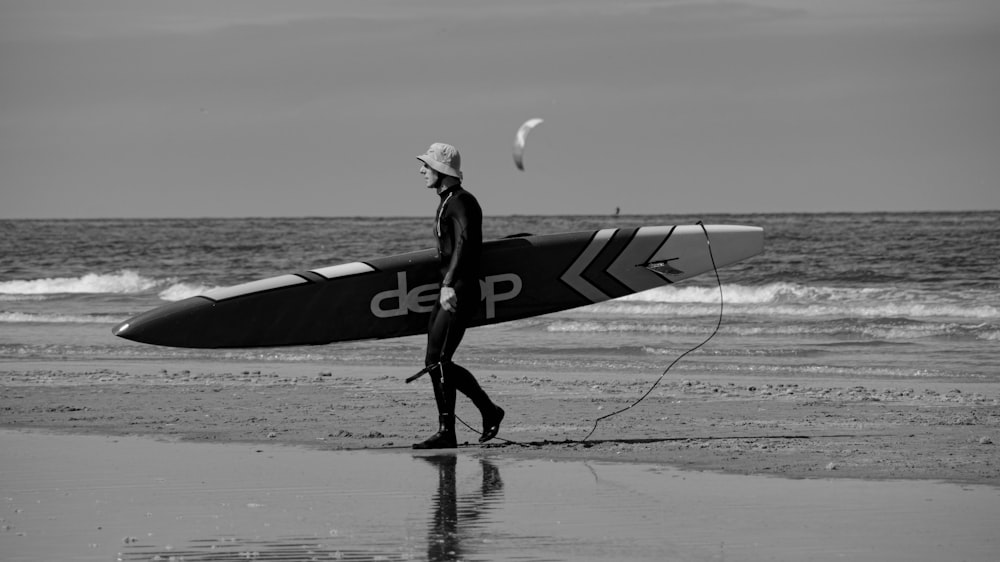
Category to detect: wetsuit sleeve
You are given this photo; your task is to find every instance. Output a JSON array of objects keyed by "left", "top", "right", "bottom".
[{"left": 442, "top": 207, "right": 472, "bottom": 287}]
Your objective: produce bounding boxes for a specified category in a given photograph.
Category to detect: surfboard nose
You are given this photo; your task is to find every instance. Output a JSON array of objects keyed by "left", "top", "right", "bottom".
[{"left": 112, "top": 297, "right": 218, "bottom": 348}]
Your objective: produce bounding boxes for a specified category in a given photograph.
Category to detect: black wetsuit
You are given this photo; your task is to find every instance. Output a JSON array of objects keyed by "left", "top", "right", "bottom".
[
  {"left": 427, "top": 184, "right": 482, "bottom": 361},
  {"left": 424, "top": 185, "right": 494, "bottom": 435}
]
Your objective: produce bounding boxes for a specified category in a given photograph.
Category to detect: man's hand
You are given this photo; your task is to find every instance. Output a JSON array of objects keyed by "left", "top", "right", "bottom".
[{"left": 440, "top": 286, "right": 458, "bottom": 312}]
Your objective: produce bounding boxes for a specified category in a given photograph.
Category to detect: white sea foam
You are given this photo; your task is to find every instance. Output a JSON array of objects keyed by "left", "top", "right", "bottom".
[
  {"left": 597, "top": 283, "right": 999, "bottom": 319},
  {"left": 758, "top": 303, "right": 998, "bottom": 319},
  {"left": 0, "top": 271, "right": 222, "bottom": 302},
  {"left": 544, "top": 317, "right": 998, "bottom": 341},
  {"left": 0, "top": 295, "right": 48, "bottom": 302},
  {"left": 0, "top": 271, "right": 159, "bottom": 295},
  {"left": 618, "top": 283, "right": 987, "bottom": 306},
  {"left": 0, "top": 311, "right": 122, "bottom": 324},
  {"left": 615, "top": 283, "right": 803, "bottom": 304},
  {"left": 980, "top": 330, "right": 1000, "bottom": 341},
  {"left": 547, "top": 320, "right": 693, "bottom": 334},
  {"left": 587, "top": 300, "right": 998, "bottom": 320},
  {"left": 158, "top": 282, "right": 220, "bottom": 302}
]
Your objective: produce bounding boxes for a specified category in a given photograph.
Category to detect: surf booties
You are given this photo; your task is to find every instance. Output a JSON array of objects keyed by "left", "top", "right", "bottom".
[{"left": 413, "top": 363, "right": 504, "bottom": 450}]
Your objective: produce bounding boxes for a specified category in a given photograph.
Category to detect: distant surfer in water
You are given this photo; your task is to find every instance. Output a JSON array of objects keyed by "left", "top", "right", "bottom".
[{"left": 413, "top": 143, "right": 505, "bottom": 449}]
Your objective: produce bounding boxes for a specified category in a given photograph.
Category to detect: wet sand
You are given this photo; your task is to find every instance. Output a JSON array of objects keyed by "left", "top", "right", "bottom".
[
  {"left": 2, "top": 361, "right": 998, "bottom": 484},
  {"left": 4, "top": 430, "right": 999, "bottom": 562}
]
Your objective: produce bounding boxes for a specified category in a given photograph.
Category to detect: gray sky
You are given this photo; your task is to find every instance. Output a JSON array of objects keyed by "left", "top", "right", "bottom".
[{"left": 2, "top": 0, "right": 998, "bottom": 218}]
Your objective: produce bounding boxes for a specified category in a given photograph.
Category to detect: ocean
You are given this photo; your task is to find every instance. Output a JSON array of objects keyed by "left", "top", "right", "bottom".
[{"left": 1, "top": 212, "right": 997, "bottom": 382}]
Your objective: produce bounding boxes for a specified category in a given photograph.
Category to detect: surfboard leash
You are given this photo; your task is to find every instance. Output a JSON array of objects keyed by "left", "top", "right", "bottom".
[{"left": 578, "top": 220, "right": 725, "bottom": 443}]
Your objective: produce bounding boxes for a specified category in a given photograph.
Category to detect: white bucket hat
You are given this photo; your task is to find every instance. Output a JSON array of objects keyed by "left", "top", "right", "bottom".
[{"left": 416, "top": 143, "right": 463, "bottom": 180}]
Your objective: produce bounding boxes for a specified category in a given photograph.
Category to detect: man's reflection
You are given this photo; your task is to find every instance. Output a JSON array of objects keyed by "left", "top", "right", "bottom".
[{"left": 417, "top": 455, "right": 503, "bottom": 561}]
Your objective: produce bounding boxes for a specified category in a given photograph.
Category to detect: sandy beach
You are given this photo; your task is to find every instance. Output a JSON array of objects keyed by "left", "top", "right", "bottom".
[
  {"left": 3, "top": 360, "right": 998, "bottom": 484},
  {"left": 4, "top": 360, "right": 1000, "bottom": 561}
]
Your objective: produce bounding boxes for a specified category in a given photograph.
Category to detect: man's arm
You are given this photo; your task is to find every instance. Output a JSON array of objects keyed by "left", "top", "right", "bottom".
[
  {"left": 441, "top": 209, "right": 472, "bottom": 288},
  {"left": 440, "top": 210, "right": 473, "bottom": 312}
]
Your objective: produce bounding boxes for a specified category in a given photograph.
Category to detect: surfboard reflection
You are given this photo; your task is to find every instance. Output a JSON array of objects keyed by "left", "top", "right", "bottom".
[{"left": 418, "top": 454, "right": 504, "bottom": 562}]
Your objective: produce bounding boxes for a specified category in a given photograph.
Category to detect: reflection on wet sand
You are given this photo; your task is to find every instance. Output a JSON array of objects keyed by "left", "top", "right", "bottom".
[
  {"left": 119, "top": 456, "right": 504, "bottom": 562},
  {"left": 419, "top": 455, "right": 503, "bottom": 561},
  {"left": 121, "top": 537, "right": 407, "bottom": 561},
  {"left": 8, "top": 432, "right": 997, "bottom": 562}
]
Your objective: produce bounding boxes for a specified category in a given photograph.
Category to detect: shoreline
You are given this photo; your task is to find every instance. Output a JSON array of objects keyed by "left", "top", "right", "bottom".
[{"left": 2, "top": 361, "right": 998, "bottom": 486}]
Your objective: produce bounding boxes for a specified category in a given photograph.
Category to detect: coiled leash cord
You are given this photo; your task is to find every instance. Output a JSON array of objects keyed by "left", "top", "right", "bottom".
[{"left": 579, "top": 220, "right": 725, "bottom": 443}]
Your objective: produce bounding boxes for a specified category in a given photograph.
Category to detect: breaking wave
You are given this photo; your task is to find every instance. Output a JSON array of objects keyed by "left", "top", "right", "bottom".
[
  {"left": 597, "top": 283, "right": 998, "bottom": 319},
  {"left": 545, "top": 317, "right": 998, "bottom": 342},
  {"left": 0, "top": 311, "right": 123, "bottom": 324},
  {"left": 0, "top": 271, "right": 158, "bottom": 295},
  {"left": 0, "top": 271, "right": 218, "bottom": 302}
]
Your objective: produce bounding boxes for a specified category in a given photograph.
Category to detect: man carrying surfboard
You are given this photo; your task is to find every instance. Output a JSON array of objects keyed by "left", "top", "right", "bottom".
[{"left": 413, "top": 142, "right": 505, "bottom": 449}]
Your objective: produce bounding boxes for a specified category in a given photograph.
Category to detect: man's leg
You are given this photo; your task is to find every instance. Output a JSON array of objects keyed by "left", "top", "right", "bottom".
[
  {"left": 441, "top": 362, "right": 504, "bottom": 443},
  {"left": 412, "top": 364, "right": 457, "bottom": 449},
  {"left": 435, "top": 309, "right": 504, "bottom": 443},
  {"left": 415, "top": 296, "right": 504, "bottom": 448},
  {"left": 414, "top": 305, "right": 459, "bottom": 449}
]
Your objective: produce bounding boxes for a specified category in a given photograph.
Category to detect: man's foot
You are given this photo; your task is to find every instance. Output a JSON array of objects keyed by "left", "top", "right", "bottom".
[
  {"left": 479, "top": 406, "right": 505, "bottom": 443},
  {"left": 412, "top": 430, "right": 457, "bottom": 450}
]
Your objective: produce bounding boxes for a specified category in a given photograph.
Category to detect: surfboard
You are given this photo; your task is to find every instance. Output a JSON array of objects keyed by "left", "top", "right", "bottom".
[{"left": 113, "top": 224, "right": 763, "bottom": 349}]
